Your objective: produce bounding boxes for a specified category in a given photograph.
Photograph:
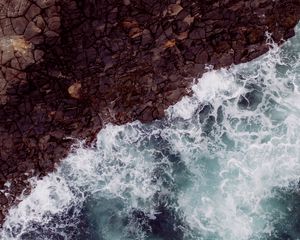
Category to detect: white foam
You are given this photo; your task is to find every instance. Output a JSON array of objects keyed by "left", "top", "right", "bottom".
[
  {"left": 171, "top": 27, "right": 300, "bottom": 240},
  {"left": 167, "top": 69, "right": 243, "bottom": 120}
]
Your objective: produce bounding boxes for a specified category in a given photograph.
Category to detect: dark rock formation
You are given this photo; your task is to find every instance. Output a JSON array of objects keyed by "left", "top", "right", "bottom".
[{"left": 0, "top": 0, "right": 299, "bottom": 224}]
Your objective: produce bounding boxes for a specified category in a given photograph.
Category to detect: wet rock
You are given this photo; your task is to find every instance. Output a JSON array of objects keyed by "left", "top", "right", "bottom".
[
  {"left": 167, "top": 4, "right": 183, "bottom": 16},
  {"left": 1, "top": 47, "right": 14, "bottom": 65},
  {"left": 24, "top": 21, "right": 42, "bottom": 40},
  {"left": 122, "top": 18, "right": 139, "bottom": 29},
  {"left": 189, "top": 27, "right": 205, "bottom": 39},
  {"left": 129, "top": 27, "right": 143, "bottom": 38},
  {"left": 0, "top": 36, "right": 34, "bottom": 71},
  {"left": 44, "top": 30, "right": 59, "bottom": 38},
  {"left": 48, "top": 16, "right": 60, "bottom": 31},
  {"left": 7, "top": 0, "right": 31, "bottom": 17},
  {"left": 0, "top": 192, "right": 8, "bottom": 205},
  {"left": 26, "top": 3, "right": 42, "bottom": 19},
  {"left": 33, "top": 49, "right": 44, "bottom": 62},
  {"left": 68, "top": 82, "right": 82, "bottom": 99},
  {"left": 123, "top": 0, "right": 131, "bottom": 5},
  {"left": 0, "top": 211, "right": 4, "bottom": 224},
  {"left": 247, "top": 29, "right": 263, "bottom": 44},
  {"left": 11, "top": 17, "right": 28, "bottom": 35},
  {"left": 164, "top": 39, "right": 176, "bottom": 48},
  {"left": 140, "top": 107, "right": 153, "bottom": 122},
  {"left": 195, "top": 50, "right": 209, "bottom": 64},
  {"left": 34, "top": 15, "right": 46, "bottom": 30},
  {"left": 36, "top": 0, "right": 55, "bottom": 9}
]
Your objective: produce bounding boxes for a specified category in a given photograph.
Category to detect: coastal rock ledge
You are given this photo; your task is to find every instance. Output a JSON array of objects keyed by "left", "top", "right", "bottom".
[{"left": 0, "top": 0, "right": 299, "bottom": 224}]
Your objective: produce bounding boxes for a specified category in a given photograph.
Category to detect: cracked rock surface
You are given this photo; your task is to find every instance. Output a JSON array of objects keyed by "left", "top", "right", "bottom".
[{"left": 0, "top": 0, "right": 299, "bottom": 224}]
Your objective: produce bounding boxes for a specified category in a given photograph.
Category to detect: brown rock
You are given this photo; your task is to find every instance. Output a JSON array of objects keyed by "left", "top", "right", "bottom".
[
  {"left": 34, "top": 15, "right": 46, "bottom": 30},
  {"left": 24, "top": 21, "right": 42, "bottom": 40},
  {"left": 168, "top": 4, "right": 183, "bottom": 16},
  {"left": 7, "top": 0, "right": 31, "bottom": 17},
  {"left": 129, "top": 27, "right": 143, "bottom": 38},
  {"left": 141, "top": 29, "right": 153, "bottom": 46},
  {"left": 68, "top": 82, "right": 82, "bottom": 99},
  {"left": 173, "top": 20, "right": 189, "bottom": 33},
  {"left": 177, "top": 31, "right": 188, "bottom": 40},
  {"left": 0, "top": 18, "right": 14, "bottom": 35},
  {"left": 35, "top": 0, "right": 55, "bottom": 9},
  {"left": 140, "top": 107, "right": 153, "bottom": 122},
  {"left": 195, "top": 51, "right": 209, "bottom": 64},
  {"left": 0, "top": 192, "right": 8, "bottom": 205},
  {"left": 33, "top": 49, "right": 44, "bottom": 62},
  {"left": 10, "top": 58, "right": 21, "bottom": 70},
  {"left": 44, "top": 30, "right": 59, "bottom": 38},
  {"left": 219, "top": 53, "right": 234, "bottom": 67},
  {"left": 1, "top": 47, "right": 14, "bottom": 65},
  {"left": 247, "top": 29, "right": 264, "bottom": 44},
  {"left": 164, "top": 39, "right": 176, "bottom": 48},
  {"left": 122, "top": 19, "right": 139, "bottom": 29},
  {"left": 0, "top": 76, "right": 6, "bottom": 93},
  {"left": 0, "top": 211, "right": 5, "bottom": 224},
  {"left": 26, "top": 3, "right": 42, "bottom": 19},
  {"left": 281, "top": 15, "right": 298, "bottom": 28},
  {"left": 123, "top": 0, "right": 131, "bottom": 5},
  {"left": 48, "top": 16, "right": 60, "bottom": 31},
  {"left": 183, "top": 15, "right": 195, "bottom": 25},
  {"left": 11, "top": 17, "right": 28, "bottom": 35},
  {"left": 189, "top": 27, "right": 205, "bottom": 39}
]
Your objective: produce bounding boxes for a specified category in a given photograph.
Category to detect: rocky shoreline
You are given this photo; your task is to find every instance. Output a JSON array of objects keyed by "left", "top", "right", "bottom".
[{"left": 0, "top": 0, "right": 299, "bottom": 224}]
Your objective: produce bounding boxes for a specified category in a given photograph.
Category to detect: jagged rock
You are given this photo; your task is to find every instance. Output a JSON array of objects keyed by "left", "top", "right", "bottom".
[
  {"left": 7, "top": 0, "right": 31, "bottom": 18},
  {"left": 26, "top": 3, "right": 41, "bottom": 19},
  {"left": 189, "top": 27, "right": 205, "bottom": 39},
  {"left": 24, "top": 21, "right": 42, "bottom": 39},
  {"left": 195, "top": 51, "right": 209, "bottom": 64},
  {"left": 34, "top": 15, "right": 46, "bottom": 30},
  {"left": 167, "top": 4, "right": 183, "bottom": 16},
  {"left": 68, "top": 82, "right": 82, "bottom": 99},
  {"left": 35, "top": 0, "right": 55, "bottom": 9},
  {"left": 33, "top": 49, "right": 44, "bottom": 62},
  {"left": 11, "top": 17, "right": 28, "bottom": 35},
  {"left": 0, "top": 192, "right": 8, "bottom": 205},
  {"left": 48, "top": 16, "right": 60, "bottom": 31}
]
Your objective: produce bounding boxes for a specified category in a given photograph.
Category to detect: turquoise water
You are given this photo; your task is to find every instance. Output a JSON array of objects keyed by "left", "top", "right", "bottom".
[{"left": 1, "top": 25, "right": 300, "bottom": 240}]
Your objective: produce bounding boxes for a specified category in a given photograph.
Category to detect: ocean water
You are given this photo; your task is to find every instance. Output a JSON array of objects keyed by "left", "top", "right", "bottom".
[{"left": 1, "top": 25, "right": 300, "bottom": 240}]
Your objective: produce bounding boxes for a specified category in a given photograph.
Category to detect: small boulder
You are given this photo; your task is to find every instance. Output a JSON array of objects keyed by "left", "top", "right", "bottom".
[{"left": 68, "top": 82, "right": 82, "bottom": 99}]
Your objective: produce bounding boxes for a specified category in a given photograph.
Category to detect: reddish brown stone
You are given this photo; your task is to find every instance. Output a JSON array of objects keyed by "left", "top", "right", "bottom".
[
  {"left": 0, "top": 192, "right": 8, "bottom": 205},
  {"left": 11, "top": 17, "right": 28, "bottom": 35},
  {"left": 35, "top": 0, "right": 55, "bottom": 9},
  {"left": 195, "top": 51, "right": 209, "bottom": 64},
  {"left": 7, "top": 0, "right": 30, "bottom": 17},
  {"left": 26, "top": 3, "right": 41, "bottom": 20},
  {"left": 24, "top": 21, "right": 42, "bottom": 40},
  {"left": 68, "top": 82, "right": 82, "bottom": 99},
  {"left": 48, "top": 16, "right": 60, "bottom": 31},
  {"left": 189, "top": 27, "right": 206, "bottom": 39}
]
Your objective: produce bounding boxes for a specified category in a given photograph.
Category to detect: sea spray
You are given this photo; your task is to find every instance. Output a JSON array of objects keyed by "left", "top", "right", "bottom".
[{"left": 1, "top": 25, "right": 300, "bottom": 240}]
